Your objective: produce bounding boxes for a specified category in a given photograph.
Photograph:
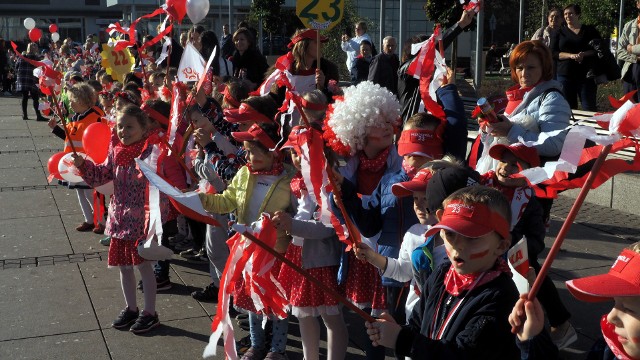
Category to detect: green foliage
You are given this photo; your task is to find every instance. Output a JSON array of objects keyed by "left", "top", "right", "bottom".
[
  {"left": 424, "top": 0, "right": 461, "bottom": 28},
  {"left": 248, "top": 0, "right": 286, "bottom": 35}
]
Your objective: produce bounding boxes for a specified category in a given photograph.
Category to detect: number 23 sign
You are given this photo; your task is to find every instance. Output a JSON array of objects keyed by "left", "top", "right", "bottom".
[
  {"left": 100, "top": 44, "right": 135, "bottom": 82},
  {"left": 296, "top": 0, "right": 344, "bottom": 31}
]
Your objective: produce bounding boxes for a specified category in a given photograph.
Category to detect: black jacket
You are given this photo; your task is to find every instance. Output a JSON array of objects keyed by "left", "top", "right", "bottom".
[
  {"left": 369, "top": 52, "right": 399, "bottom": 95},
  {"left": 396, "top": 263, "right": 521, "bottom": 359},
  {"left": 231, "top": 47, "right": 269, "bottom": 86}
]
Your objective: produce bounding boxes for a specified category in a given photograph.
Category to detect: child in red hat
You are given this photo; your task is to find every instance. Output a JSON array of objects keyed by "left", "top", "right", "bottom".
[
  {"left": 483, "top": 143, "right": 576, "bottom": 349},
  {"left": 510, "top": 242, "right": 640, "bottom": 359},
  {"left": 365, "top": 186, "right": 521, "bottom": 359}
]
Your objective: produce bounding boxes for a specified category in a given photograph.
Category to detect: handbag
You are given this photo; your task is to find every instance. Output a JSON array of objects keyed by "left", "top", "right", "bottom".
[{"left": 137, "top": 235, "right": 173, "bottom": 261}]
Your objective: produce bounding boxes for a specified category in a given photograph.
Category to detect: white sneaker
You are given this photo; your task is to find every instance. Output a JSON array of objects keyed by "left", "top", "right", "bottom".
[{"left": 550, "top": 322, "right": 577, "bottom": 350}]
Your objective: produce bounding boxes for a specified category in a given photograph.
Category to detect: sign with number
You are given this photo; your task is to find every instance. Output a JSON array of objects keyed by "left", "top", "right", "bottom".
[
  {"left": 100, "top": 44, "right": 135, "bottom": 82},
  {"left": 296, "top": 0, "right": 344, "bottom": 31}
]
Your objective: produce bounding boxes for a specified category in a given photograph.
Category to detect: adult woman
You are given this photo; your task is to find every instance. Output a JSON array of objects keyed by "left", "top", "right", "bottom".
[
  {"left": 199, "top": 30, "right": 233, "bottom": 91},
  {"left": 230, "top": 27, "right": 268, "bottom": 90},
  {"left": 188, "top": 25, "right": 205, "bottom": 52},
  {"left": 288, "top": 28, "right": 339, "bottom": 95},
  {"left": 551, "top": 4, "right": 601, "bottom": 111},
  {"left": 16, "top": 43, "right": 46, "bottom": 121},
  {"left": 475, "top": 40, "right": 571, "bottom": 171}
]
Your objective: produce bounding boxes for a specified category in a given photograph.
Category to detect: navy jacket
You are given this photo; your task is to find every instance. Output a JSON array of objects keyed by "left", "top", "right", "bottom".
[
  {"left": 396, "top": 263, "right": 521, "bottom": 359},
  {"left": 338, "top": 169, "right": 419, "bottom": 287}
]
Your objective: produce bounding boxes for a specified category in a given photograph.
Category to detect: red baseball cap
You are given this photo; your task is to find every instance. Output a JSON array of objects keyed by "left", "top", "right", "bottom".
[
  {"left": 489, "top": 143, "right": 540, "bottom": 168},
  {"left": 391, "top": 168, "right": 433, "bottom": 197},
  {"left": 223, "top": 102, "right": 273, "bottom": 124},
  {"left": 566, "top": 249, "right": 640, "bottom": 302},
  {"left": 425, "top": 200, "right": 511, "bottom": 240},
  {"left": 281, "top": 126, "right": 305, "bottom": 151},
  {"left": 287, "top": 29, "right": 328, "bottom": 49},
  {"left": 231, "top": 123, "right": 277, "bottom": 149},
  {"left": 397, "top": 129, "right": 444, "bottom": 159}
]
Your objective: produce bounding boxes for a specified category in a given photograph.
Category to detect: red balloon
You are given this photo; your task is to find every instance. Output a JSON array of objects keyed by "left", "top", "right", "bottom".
[
  {"left": 47, "top": 152, "right": 66, "bottom": 181},
  {"left": 49, "top": 24, "right": 58, "bottom": 33},
  {"left": 164, "top": 0, "right": 187, "bottom": 23},
  {"left": 82, "top": 122, "right": 111, "bottom": 164},
  {"left": 28, "top": 28, "right": 42, "bottom": 43}
]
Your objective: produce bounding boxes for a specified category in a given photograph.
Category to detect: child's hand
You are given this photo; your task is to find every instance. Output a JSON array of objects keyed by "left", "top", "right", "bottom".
[
  {"left": 438, "top": 66, "right": 454, "bottom": 88},
  {"left": 193, "top": 128, "right": 212, "bottom": 148},
  {"left": 365, "top": 312, "right": 401, "bottom": 348},
  {"left": 489, "top": 116, "right": 513, "bottom": 137},
  {"left": 272, "top": 211, "right": 292, "bottom": 232},
  {"left": 508, "top": 295, "right": 545, "bottom": 341},
  {"left": 48, "top": 118, "right": 58, "bottom": 129},
  {"left": 355, "top": 242, "right": 387, "bottom": 270},
  {"left": 72, "top": 153, "right": 85, "bottom": 168},
  {"left": 315, "top": 69, "right": 325, "bottom": 89}
]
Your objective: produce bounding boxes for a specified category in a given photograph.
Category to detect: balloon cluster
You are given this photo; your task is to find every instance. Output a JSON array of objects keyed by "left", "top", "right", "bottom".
[
  {"left": 23, "top": 18, "right": 60, "bottom": 43},
  {"left": 163, "top": 0, "right": 209, "bottom": 24}
]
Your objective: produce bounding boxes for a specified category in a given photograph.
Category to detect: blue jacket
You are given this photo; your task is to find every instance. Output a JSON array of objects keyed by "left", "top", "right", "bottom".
[
  {"left": 504, "top": 80, "right": 571, "bottom": 158},
  {"left": 339, "top": 168, "right": 419, "bottom": 287}
]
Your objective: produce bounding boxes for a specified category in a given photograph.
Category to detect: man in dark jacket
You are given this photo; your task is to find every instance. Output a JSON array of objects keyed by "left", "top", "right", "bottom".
[
  {"left": 220, "top": 24, "right": 234, "bottom": 59},
  {"left": 368, "top": 36, "right": 399, "bottom": 95}
]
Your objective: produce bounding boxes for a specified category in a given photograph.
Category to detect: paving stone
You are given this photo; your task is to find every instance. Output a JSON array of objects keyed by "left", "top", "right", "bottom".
[
  {"left": 0, "top": 331, "right": 110, "bottom": 360},
  {"left": 0, "top": 152, "right": 42, "bottom": 169},
  {"left": 0, "top": 216, "right": 71, "bottom": 259},
  {"left": 0, "top": 264, "right": 98, "bottom": 341},
  {"left": 0, "top": 189, "right": 58, "bottom": 220}
]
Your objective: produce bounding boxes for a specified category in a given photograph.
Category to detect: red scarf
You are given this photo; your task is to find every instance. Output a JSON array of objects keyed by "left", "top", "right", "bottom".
[
  {"left": 290, "top": 172, "right": 307, "bottom": 199},
  {"left": 601, "top": 314, "right": 633, "bottom": 360},
  {"left": 247, "top": 161, "right": 284, "bottom": 176},
  {"left": 113, "top": 139, "right": 147, "bottom": 167},
  {"left": 359, "top": 146, "right": 390, "bottom": 173},
  {"left": 505, "top": 84, "right": 533, "bottom": 115},
  {"left": 444, "top": 257, "right": 511, "bottom": 296}
]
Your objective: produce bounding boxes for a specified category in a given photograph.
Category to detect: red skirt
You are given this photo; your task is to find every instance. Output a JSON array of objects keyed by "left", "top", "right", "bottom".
[
  {"left": 278, "top": 245, "right": 343, "bottom": 317},
  {"left": 108, "top": 238, "right": 145, "bottom": 267},
  {"left": 344, "top": 252, "right": 386, "bottom": 315},
  {"left": 233, "top": 258, "right": 283, "bottom": 315}
]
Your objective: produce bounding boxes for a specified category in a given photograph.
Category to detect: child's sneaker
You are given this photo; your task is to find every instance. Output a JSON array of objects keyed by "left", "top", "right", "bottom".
[
  {"left": 76, "top": 222, "right": 93, "bottom": 232},
  {"left": 93, "top": 224, "right": 105, "bottom": 234},
  {"left": 265, "top": 352, "right": 288, "bottom": 360},
  {"left": 180, "top": 248, "right": 207, "bottom": 263},
  {"left": 174, "top": 237, "right": 194, "bottom": 251},
  {"left": 550, "top": 321, "right": 577, "bottom": 350},
  {"left": 240, "top": 346, "right": 266, "bottom": 360},
  {"left": 129, "top": 311, "right": 160, "bottom": 334},
  {"left": 112, "top": 307, "right": 139, "bottom": 329},
  {"left": 156, "top": 276, "right": 172, "bottom": 291},
  {"left": 191, "top": 282, "right": 219, "bottom": 302},
  {"left": 99, "top": 236, "right": 111, "bottom": 246}
]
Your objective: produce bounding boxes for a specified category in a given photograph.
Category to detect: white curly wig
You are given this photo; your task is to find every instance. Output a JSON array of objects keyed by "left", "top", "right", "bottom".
[{"left": 326, "top": 81, "right": 400, "bottom": 154}]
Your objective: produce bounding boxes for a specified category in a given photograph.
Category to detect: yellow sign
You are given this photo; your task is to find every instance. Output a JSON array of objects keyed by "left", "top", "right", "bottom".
[
  {"left": 296, "top": 0, "right": 344, "bottom": 31},
  {"left": 100, "top": 44, "right": 135, "bottom": 83}
]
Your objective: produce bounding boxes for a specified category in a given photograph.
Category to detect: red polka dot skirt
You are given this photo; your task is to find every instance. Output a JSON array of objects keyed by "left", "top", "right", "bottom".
[
  {"left": 278, "top": 244, "right": 344, "bottom": 318},
  {"left": 233, "top": 258, "right": 283, "bottom": 315},
  {"left": 108, "top": 238, "right": 145, "bottom": 268},
  {"left": 344, "top": 251, "right": 386, "bottom": 316}
]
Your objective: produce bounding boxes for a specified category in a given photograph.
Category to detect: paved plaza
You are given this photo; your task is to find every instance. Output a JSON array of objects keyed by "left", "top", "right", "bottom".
[{"left": 0, "top": 94, "right": 638, "bottom": 359}]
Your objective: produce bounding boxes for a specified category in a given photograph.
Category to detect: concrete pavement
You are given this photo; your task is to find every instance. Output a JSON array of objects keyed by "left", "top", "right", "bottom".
[{"left": 0, "top": 94, "right": 636, "bottom": 359}]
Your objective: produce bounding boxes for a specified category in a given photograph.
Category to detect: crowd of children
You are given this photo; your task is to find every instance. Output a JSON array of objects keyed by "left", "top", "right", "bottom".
[{"left": 26, "top": 15, "right": 640, "bottom": 360}]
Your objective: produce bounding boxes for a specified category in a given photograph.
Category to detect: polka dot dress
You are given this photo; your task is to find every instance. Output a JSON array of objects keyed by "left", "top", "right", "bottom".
[
  {"left": 233, "top": 258, "right": 283, "bottom": 315},
  {"left": 344, "top": 251, "right": 386, "bottom": 316},
  {"left": 278, "top": 244, "right": 343, "bottom": 318},
  {"left": 108, "top": 238, "right": 145, "bottom": 267}
]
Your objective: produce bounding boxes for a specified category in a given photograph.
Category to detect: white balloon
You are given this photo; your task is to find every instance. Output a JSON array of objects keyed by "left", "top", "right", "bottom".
[
  {"left": 51, "top": 32, "right": 60, "bottom": 42},
  {"left": 24, "top": 18, "right": 36, "bottom": 30},
  {"left": 186, "top": 0, "right": 209, "bottom": 25},
  {"left": 58, "top": 152, "right": 90, "bottom": 184}
]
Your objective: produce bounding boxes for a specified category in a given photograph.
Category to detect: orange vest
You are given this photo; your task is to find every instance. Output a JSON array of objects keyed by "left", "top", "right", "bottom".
[{"left": 63, "top": 106, "right": 105, "bottom": 153}]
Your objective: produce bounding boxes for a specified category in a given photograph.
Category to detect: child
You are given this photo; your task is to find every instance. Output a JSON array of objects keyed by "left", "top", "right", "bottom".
[
  {"left": 273, "top": 126, "right": 348, "bottom": 360},
  {"left": 365, "top": 186, "right": 521, "bottom": 359},
  {"left": 73, "top": 105, "right": 160, "bottom": 334},
  {"left": 48, "top": 82, "right": 106, "bottom": 233},
  {"left": 352, "top": 40, "right": 373, "bottom": 85},
  {"left": 484, "top": 143, "right": 575, "bottom": 349},
  {"left": 198, "top": 122, "right": 294, "bottom": 359},
  {"left": 510, "top": 243, "right": 640, "bottom": 359}
]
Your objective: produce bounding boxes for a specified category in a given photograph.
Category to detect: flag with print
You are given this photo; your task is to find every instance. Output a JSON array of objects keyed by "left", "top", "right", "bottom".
[{"left": 177, "top": 43, "right": 205, "bottom": 83}]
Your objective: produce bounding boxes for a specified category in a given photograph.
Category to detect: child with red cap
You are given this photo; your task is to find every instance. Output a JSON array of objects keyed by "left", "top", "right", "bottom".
[
  {"left": 483, "top": 143, "right": 575, "bottom": 349},
  {"left": 198, "top": 122, "right": 295, "bottom": 359},
  {"left": 365, "top": 186, "right": 521, "bottom": 359},
  {"left": 510, "top": 243, "right": 640, "bottom": 359}
]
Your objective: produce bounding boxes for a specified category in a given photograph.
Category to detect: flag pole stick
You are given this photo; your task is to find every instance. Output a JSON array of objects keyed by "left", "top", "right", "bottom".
[
  {"left": 528, "top": 144, "right": 612, "bottom": 300},
  {"left": 325, "top": 163, "right": 362, "bottom": 248},
  {"left": 51, "top": 91, "right": 78, "bottom": 156},
  {"left": 240, "top": 230, "right": 375, "bottom": 323}
]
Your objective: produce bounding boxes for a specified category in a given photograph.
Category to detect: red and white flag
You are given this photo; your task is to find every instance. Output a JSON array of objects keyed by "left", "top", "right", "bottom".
[{"left": 177, "top": 43, "right": 205, "bottom": 83}]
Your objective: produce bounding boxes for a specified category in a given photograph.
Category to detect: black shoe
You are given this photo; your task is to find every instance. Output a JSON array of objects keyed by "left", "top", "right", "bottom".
[
  {"left": 112, "top": 307, "right": 139, "bottom": 329},
  {"left": 156, "top": 276, "right": 172, "bottom": 291},
  {"left": 238, "top": 318, "right": 250, "bottom": 331},
  {"left": 235, "top": 313, "right": 248, "bottom": 320},
  {"left": 130, "top": 311, "right": 160, "bottom": 334},
  {"left": 36, "top": 115, "right": 48, "bottom": 122},
  {"left": 191, "top": 283, "right": 218, "bottom": 302},
  {"left": 137, "top": 279, "right": 143, "bottom": 291},
  {"left": 22, "top": 115, "right": 28, "bottom": 120}
]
